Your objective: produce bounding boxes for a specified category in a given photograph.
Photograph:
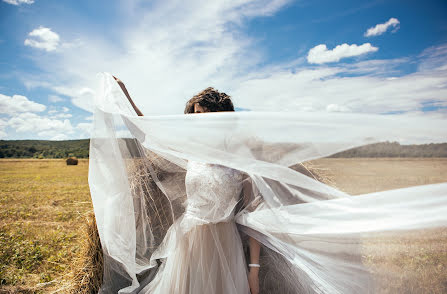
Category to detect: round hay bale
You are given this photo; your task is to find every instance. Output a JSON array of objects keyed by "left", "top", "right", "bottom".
[{"left": 66, "top": 157, "right": 79, "bottom": 165}]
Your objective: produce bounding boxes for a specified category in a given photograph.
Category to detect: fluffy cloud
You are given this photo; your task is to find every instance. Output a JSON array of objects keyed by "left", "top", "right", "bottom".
[
  {"left": 46, "top": 106, "right": 71, "bottom": 119},
  {"left": 48, "top": 95, "right": 64, "bottom": 103},
  {"left": 24, "top": 81, "right": 95, "bottom": 112},
  {"left": 51, "top": 113, "right": 72, "bottom": 119},
  {"left": 76, "top": 122, "right": 92, "bottom": 138},
  {"left": 0, "top": 94, "right": 46, "bottom": 114},
  {"left": 7, "top": 112, "right": 73, "bottom": 136},
  {"left": 2, "top": 0, "right": 34, "bottom": 5},
  {"left": 76, "top": 122, "right": 91, "bottom": 131},
  {"left": 0, "top": 93, "right": 75, "bottom": 139},
  {"left": 364, "top": 18, "right": 400, "bottom": 37},
  {"left": 326, "top": 104, "right": 351, "bottom": 112},
  {"left": 307, "top": 43, "right": 378, "bottom": 64},
  {"left": 0, "top": 119, "right": 7, "bottom": 138},
  {"left": 49, "top": 133, "right": 69, "bottom": 140},
  {"left": 24, "top": 26, "right": 60, "bottom": 52}
]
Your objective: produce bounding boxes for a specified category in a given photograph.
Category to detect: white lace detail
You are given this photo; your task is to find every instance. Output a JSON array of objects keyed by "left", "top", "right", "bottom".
[{"left": 184, "top": 160, "right": 244, "bottom": 223}]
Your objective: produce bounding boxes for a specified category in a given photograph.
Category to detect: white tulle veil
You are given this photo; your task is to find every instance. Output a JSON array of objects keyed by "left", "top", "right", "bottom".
[{"left": 88, "top": 72, "right": 447, "bottom": 293}]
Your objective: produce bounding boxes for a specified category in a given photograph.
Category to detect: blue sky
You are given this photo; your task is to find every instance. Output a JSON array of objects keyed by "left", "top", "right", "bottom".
[{"left": 0, "top": 0, "right": 446, "bottom": 140}]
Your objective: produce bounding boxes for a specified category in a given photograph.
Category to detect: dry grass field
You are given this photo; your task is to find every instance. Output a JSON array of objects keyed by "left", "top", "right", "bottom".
[
  {"left": 0, "top": 159, "right": 91, "bottom": 293},
  {"left": 0, "top": 158, "right": 446, "bottom": 293},
  {"left": 312, "top": 158, "right": 447, "bottom": 195}
]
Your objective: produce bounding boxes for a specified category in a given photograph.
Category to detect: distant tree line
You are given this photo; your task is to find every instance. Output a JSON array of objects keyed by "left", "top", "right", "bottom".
[
  {"left": 0, "top": 139, "right": 89, "bottom": 159},
  {"left": 0, "top": 140, "right": 446, "bottom": 159},
  {"left": 330, "top": 141, "right": 447, "bottom": 158}
]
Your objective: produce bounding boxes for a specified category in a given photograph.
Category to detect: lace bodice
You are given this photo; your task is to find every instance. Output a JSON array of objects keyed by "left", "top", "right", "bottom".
[{"left": 184, "top": 160, "right": 245, "bottom": 223}]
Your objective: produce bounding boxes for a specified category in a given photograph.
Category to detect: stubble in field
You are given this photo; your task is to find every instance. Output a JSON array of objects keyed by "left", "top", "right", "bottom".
[{"left": 0, "top": 159, "right": 91, "bottom": 293}]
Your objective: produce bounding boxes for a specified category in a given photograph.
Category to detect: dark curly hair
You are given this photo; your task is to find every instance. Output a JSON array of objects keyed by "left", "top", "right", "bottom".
[{"left": 184, "top": 87, "right": 234, "bottom": 114}]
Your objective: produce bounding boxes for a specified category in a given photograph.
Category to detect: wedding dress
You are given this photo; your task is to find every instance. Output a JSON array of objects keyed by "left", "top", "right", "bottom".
[
  {"left": 140, "top": 160, "right": 250, "bottom": 293},
  {"left": 88, "top": 72, "right": 447, "bottom": 294}
]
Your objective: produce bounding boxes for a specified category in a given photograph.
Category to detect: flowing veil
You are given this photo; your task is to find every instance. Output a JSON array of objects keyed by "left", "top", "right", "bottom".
[{"left": 88, "top": 72, "right": 447, "bottom": 293}]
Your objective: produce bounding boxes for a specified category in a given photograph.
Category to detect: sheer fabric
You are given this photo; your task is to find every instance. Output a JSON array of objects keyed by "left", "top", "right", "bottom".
[{"left": 88, "top": 72, "right": 447, "bottom": 294}]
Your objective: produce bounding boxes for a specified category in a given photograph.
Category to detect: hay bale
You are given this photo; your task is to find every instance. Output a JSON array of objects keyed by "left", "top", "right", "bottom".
[
  {"left": 66, "top": 157, "right": 79, "bottom": 165},
  {"left": 299, "top": 161, "right": 336, "bottom": 187},
  {"left": 66, "top": 210, "right": 103, "bottom": 294}
]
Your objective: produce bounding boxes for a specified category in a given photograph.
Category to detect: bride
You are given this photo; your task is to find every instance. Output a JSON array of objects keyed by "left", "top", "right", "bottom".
[
  {"left": 88, "top": 73, "right": 447, "bottom": 294},
  {"left": 114, "top": 76, "right": 261, "bottom": 293}
]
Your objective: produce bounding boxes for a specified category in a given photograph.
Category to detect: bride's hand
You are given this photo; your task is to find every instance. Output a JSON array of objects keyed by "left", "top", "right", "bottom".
[
  {"left": 248, "top": 269, "right": 259, "bottom": 294},
  {"left": 113, "top": 75, "right": 123, "bottom": 85},
  {"left": 111, "top": 75, "right": 144, "bottom": 116}
]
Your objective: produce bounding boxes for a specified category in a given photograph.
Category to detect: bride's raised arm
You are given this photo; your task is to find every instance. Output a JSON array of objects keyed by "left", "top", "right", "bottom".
[{"left": 113, "top": 75, "right": 144, "bottom": 116}]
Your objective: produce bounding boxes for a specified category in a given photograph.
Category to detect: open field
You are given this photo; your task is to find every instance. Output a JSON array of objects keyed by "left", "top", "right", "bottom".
[
  {"left": 0, "top": 159, "right": 91, "bottom": 293},
  {"left": 312, "top": 157, "right": 447, "bottom": 195},
  {"left": 0, "top": 158, "right": 446, "bottom": 293}
]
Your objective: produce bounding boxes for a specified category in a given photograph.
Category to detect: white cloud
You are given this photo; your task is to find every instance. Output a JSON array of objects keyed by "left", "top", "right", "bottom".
[
  {"left": 364, "top": 17, "right": 400, "bottom": 37},
  {"left": 326, "top": 104, "right": 350, "bottom": 112},
  {"left": 307, "top": 43, "right": 378, "bottom": 64},
  {"left": 24, "top": 81, "right": 95, "bottom": 112},
  {"left": 0, "top": 95, "right": 75, "bottom": 139},
  {"left": 76, "top": 122, "right": 92, "bottom": 138},
  {"left": 72, "top": 88, "right": 95, "bottom": 111},
  {"left": 24, "top": 26, "right": 60, "bottom": 52},
  {"left": 0, "top": 94, "right": 46, "bottom": 114},
  {"left": 77, "top": 122, "right": 91, "bottom": 131},
  {"left": 48, "top": 133, "right": 69, "bottom": 141},
  {"left": 417, "top": 44, "right": 447, "bottom": 72},
  {"left": 51, "top": 113, "right": 72, "bottom": 119},
  {"left": 8, "top": 112, "right": 73, "bottom": 134},
  {"left": 46, "top": 106, "right": 71, "bottom": 119},
  {"left": 48, "top": 95, "right": 64, "bottom": 103},
  {"left": 2, "top": 0, "right": 34, "bottom": 5},
  {"left": 0, "top": 119, "right": 7, "bottom": 138},
  {"left": 340, "top": 58, "right": 409, "bottom": 76}
]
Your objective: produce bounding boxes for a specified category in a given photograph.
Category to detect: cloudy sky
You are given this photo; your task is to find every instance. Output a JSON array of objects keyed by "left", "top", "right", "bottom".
[{"left": 0, "top": 0, "right": 446, "bottom": 140}]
